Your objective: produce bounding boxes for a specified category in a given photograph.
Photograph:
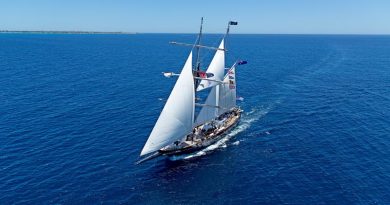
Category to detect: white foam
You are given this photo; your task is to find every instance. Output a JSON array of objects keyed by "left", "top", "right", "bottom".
[{"left": 232, "top": 141, "right": 240, "bottom": 145}]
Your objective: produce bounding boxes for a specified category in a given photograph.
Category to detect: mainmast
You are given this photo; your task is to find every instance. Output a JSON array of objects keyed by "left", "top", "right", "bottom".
[{"left": 224, "top": 21, "right": 238, "bottom": 55}]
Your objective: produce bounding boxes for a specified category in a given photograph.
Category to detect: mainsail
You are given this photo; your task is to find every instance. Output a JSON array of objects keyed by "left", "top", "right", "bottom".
[{"left": 140, "top": 52, "right": 195, "bottom": 156}]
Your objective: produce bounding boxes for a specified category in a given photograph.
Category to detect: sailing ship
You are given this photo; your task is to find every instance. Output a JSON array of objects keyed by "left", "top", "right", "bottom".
[{"left": 137, "top": 19, "right": 246, "bottom": 164}]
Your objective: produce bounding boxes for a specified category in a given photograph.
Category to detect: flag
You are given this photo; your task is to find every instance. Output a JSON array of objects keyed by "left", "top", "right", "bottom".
[
  {"left": 196, "top": 71, "right": 214, "bottom": 78},
  {"left": 229, "top": 21, "right": 238, "bottom": 25},
  {"left": 198, "top": 71, "right": 207, "bottom": 78}
]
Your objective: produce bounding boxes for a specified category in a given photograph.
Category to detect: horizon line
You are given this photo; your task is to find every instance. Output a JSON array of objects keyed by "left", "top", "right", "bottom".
[{"left": 1, "top": 30, "right": 389, "bottom": 36}]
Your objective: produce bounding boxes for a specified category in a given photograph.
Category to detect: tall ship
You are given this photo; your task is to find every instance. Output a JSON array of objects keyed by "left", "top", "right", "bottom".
[{"left": 137, "top": 19, "right": 247, "bottom": 164}]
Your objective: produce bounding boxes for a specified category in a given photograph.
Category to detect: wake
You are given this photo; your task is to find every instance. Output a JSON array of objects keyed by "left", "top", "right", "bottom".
[{"left": 169, "top": 105, "right": 271, "bottom": 161}]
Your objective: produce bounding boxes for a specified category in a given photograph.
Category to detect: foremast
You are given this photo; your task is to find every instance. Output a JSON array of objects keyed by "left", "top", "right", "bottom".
[{"left": 193, "top": 17, "right": 204, "bottom": 91}]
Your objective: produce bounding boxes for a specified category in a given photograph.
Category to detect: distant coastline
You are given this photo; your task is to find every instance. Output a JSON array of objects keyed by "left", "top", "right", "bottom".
[
  {"left": 0, "top": 30, "right": 388, "bottom": 35},
  {"left": 0, "top": 30, "right": 137, "bottom": 35}
]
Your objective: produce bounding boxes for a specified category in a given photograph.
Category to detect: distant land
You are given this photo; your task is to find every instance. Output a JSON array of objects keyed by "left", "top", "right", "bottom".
[
  {"left": 1, "top": 30, "right": 388, "bottom": 35},
  {"left": 0, "top": 30, "right": 137, "bottom": 34}
]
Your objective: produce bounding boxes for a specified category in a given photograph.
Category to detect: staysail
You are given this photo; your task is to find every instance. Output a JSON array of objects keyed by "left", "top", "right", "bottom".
[
  {"left": 218, "top": 66, "right": 236, "bottom": 115},
  {"left": 140, "top": 52, "right": 195, "bottom": 156}
]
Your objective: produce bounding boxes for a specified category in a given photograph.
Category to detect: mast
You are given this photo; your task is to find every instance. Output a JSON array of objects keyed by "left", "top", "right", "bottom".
[
  {"left": 195, "top": 17, "right": 203, "bottom": 71},
  {"left": 194, "top": 17, "right": 204, "bottom": 89},
  {"left": 195, "top": 21, "right": 238, "bottom": 124},
  {"left": 224, "top": 21, "right": 238, "bottom": 55}
]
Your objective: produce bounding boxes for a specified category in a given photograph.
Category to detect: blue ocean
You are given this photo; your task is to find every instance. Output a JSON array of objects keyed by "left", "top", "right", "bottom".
[{"left": 1, "top": 34, "right": 389, "bottom": 204}]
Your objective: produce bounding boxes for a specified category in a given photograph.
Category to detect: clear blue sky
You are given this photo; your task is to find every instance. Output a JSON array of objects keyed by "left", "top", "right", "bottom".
[{"left": 1, "top": 0, "right": 389, "bottom": 34}]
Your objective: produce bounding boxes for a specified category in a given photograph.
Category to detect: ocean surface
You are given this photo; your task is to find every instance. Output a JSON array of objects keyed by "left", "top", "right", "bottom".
[{"left": 1, "top": 33, "right": 389, "bottom": 204}]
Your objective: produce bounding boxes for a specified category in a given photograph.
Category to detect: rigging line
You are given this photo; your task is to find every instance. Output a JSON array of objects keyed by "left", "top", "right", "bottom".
[
  {"left": 193, "top": 17, "right": 204, "bottom": 91},
  {"left": 225, "top": 21, "right": 234, "bottom": 67},
  {"left": 225, "top": 20, "right": 240, "bottom": 68},
  {"left": 190, "top": 19, "right": 202, "bottom": 69},
  {"left": 225, "top": 21, "right": 230, "bottom": 55},
  {"left": 196, "top": 33, "right": 226, "bottom": 74},
  {"left": 195, "top": 23, "right": 226, "bottom": 70}
]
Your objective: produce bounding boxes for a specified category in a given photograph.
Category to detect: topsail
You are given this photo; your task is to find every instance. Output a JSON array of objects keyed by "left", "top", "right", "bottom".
[{"left": 196, "top": 39, "right": 225, "bottom": 92}]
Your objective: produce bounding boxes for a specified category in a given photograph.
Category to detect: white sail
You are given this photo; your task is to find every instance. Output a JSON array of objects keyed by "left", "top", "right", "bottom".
[
  {"left": 196, "top": 39, "right": 225, "bottom": 91},
  {"left": 140, "top": 52, "right": 194, "bottom": 156},
  {"left": 218, "top": 67, "right": 237, "bottom": 115},
  {"left": 195, "top": 86, "right": 218, "bottom": 126},
  {"left": 194, "top": 39, "right": 225, "bottom": 125}
]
